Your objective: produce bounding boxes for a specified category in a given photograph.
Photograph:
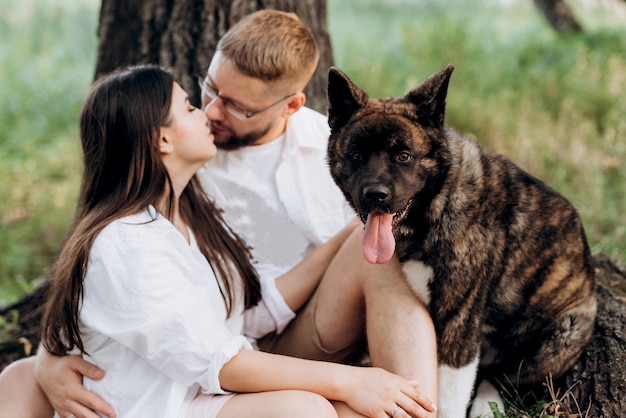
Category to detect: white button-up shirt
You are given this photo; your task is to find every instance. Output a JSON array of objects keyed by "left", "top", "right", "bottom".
[{"left": 77, "top": 208, "right": 292, "bottom": 417}]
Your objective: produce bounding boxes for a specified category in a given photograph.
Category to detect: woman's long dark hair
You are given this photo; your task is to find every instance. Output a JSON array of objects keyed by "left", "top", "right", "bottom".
[{"left": 41, "top": 64, "right": 260, "bottom": 356}]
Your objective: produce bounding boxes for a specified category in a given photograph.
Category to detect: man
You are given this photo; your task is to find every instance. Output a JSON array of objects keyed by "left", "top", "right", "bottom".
[
  {"left": 0, "top": 10, "right": 437, "bottom": 418},
  {"left": 196, "top": 10, "right": 437, "bottom": 379}
]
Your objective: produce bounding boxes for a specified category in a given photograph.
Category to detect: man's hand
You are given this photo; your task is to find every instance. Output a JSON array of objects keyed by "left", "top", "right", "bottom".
[{"left": 34, "top": 349, "right": 116, "bottom": 418}]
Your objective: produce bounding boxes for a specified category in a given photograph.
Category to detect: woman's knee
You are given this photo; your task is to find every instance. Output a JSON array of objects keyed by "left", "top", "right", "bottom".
[
  {"left": 0, "top": 356, "right": 36, "bottom": 384},
  {"left": 0, "top": 357, "right": 35, "bottom": 376},
  {"left": 276, "top": 391, "right": 337, "bottom": 418},
  {"left": 0, "top": 356, "right": 53, "bottom": 418}
]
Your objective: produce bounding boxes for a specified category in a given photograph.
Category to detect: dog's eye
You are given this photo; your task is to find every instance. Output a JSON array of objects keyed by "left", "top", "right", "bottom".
[
  {"left": 350, "top": 152, "right": 362, "bottom": 161},
  {"left": 396, "top": 152, "right": 411, "bottom": 162}
]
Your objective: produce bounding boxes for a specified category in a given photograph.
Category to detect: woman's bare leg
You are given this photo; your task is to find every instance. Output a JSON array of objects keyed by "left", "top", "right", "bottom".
[
  {"left": 215, "top": 390, "right": 338, "bottom": 418},
  {"left": 0, "top": 356, "right": 54, "bottom": 418}
]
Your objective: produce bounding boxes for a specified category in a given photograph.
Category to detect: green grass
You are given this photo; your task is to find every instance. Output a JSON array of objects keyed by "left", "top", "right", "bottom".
[
  {"left": 0, "top": 0, "right": 98, "bottom": 305},
  {"left": 0, "top": 0, "right": 624, "bottom": 310}
]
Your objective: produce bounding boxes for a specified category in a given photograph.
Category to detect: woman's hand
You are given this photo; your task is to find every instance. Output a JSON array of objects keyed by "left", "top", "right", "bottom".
[
  {"left": 339, "top": 366, "right": 437, "bottom": 418},
  {"left": 34, "top": 349, "right": 116, "bottom": 418}
]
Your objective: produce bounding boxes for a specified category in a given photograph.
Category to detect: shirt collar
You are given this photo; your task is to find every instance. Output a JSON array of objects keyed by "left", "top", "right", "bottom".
[{"left": 283, "top": 106, "right": 327, "bottom": 153}]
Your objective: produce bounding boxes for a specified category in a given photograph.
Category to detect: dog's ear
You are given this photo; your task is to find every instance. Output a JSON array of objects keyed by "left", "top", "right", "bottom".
[
  {"left": 327, "top": 67, "right": 369, "bottom": 133},
  {"left": 406, "top": 64, "right": 454, "bottom": 129}
]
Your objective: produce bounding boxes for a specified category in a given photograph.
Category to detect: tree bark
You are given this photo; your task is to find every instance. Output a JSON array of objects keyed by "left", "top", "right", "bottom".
[
  {"left": 94, "top": 0, "right": 333, "bottom": 114},
  {"left": 533, "top": 0, "right": 583, "bottom": 33},
  {"left": 550, "top": 255, "right": 626, "bottom": 417}
]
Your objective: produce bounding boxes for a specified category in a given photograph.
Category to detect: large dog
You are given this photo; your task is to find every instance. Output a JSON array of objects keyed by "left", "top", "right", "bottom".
[{"left": 326, "top": 64, "right": 597, "bottom": 417}]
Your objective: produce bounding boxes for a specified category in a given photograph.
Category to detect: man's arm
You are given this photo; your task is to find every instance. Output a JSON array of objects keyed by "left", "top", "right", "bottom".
[
  {"left": 274, "top": 217, "right": 360, "bottom": 311},
  {"left": 35, "top": 348, "right": 116, "bottom": 418}
]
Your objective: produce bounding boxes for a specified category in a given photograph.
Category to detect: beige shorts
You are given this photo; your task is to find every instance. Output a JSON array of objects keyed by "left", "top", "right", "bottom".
[{"left": 257, "top": 286, "right": 366, "bottom": 364}]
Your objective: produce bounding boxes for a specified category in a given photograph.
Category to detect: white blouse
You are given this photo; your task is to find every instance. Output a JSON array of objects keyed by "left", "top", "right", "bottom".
[{"left": 77, "top": 207, "right": 293, "bottom": 417}]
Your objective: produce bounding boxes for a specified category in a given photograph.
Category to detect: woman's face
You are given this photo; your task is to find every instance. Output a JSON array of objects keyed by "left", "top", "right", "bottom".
[{"left": 161, "top": 82, "right": 217, "bottom": 173}]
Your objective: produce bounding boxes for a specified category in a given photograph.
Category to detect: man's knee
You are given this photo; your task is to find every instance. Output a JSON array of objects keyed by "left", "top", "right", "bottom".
[{"left": 279, "top": 391, "right": 337, "bottom": 418}]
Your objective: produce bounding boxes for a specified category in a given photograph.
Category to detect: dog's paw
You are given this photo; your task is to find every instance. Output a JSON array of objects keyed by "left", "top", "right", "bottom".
[{"left": 468, "top": 380, "right": 505, "bottom": 418}]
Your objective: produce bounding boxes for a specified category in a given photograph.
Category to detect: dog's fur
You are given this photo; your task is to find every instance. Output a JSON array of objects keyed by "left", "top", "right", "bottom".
[{"left": 327, "top": 64, "right": 597, "bottom": 417}]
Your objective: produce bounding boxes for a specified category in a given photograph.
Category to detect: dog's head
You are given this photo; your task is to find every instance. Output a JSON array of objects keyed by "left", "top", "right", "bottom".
[{"left": 327, "top": 64, "right": 454, "bottom": 264}]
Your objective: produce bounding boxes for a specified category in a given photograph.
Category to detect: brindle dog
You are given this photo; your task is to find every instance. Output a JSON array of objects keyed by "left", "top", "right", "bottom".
[{"left": 326, "top": 64, "right": 597, "bottom": 417}]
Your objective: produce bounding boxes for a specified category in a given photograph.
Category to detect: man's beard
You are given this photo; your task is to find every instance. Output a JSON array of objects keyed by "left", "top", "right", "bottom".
[{"left": 214, "top": 124, "right": 273, "bottom": 151}]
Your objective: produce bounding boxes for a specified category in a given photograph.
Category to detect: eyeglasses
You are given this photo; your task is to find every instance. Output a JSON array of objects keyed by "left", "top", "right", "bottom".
[{"left": 198, "top": 77, "right": 296, "bottom": 121}]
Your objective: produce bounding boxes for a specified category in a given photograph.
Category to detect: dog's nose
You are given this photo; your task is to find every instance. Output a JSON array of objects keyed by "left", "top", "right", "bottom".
[{"left": 363, "top": 185, "right": 390, "bottom": 202}]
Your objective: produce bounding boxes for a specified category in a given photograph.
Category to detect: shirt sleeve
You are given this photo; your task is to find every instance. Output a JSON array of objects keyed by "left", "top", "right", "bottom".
[
  {"left": 243, "top": 263, "right": 296, "bottom": 340},
  {"left": 80, "top": 223, "right": 251, "bottom": 395}
]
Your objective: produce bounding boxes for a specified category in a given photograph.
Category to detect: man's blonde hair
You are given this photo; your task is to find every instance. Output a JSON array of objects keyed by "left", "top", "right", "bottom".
[{"left": 217, "top": 9, "right": 319, "bottom": 92}]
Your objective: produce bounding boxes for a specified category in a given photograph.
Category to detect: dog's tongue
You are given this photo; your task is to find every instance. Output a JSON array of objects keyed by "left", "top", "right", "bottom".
[{"left": 363, "top": 213, "right": 396, "bottom": 264}]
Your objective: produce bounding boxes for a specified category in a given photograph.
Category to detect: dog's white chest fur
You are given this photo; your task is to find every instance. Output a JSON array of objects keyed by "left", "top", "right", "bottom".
[{"left": 401, "top": 260, "right": 433, "bottom": 305}]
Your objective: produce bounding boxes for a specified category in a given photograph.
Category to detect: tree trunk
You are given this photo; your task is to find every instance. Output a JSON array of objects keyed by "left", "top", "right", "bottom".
[
  {"left": 549, "top": 255, "right": 626, "bottom": 417},
  {"left": 94, "top": 0, "right": 333, "bottom": 114},
  {"left": 533, "top": 0, "right": 583, "bottom": 33}
]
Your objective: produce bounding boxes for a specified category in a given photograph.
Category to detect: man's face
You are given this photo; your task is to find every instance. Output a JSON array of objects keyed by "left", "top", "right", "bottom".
[{"left": 202, "top": 52, "right": 290, "bottom": 150}]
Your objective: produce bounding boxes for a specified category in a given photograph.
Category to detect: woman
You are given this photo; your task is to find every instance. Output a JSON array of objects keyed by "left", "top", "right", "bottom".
[{"left": 0, "top": 65, "right": 435, "bottom": 418}]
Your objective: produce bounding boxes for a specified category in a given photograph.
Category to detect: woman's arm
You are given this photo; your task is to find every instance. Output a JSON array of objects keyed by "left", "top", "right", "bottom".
[
  {"left": 274, "top": 217, "right": 361, "bottom": 311},
  {"left": 219, "top": 349, "right": 437, "bottom": 417}
]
